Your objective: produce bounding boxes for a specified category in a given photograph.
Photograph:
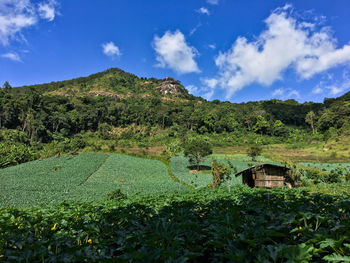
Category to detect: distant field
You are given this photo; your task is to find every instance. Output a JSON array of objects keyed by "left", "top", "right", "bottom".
[
  {"left": 170, "top": 154, "right": 279, "bottom": 188},
  {"left": 298, "top": 162, "right": 350, "bottom": 174},
  {"left": 0, "top": 153, "right": 186, "bottom": 208}
]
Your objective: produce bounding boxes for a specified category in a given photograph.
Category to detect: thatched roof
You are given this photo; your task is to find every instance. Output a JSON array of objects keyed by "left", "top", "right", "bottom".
[{"left": 235, "top": 163, "right": 290, "bottom": 177}]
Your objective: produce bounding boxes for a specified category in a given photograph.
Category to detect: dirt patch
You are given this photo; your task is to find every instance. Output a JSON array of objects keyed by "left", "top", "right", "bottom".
[{"left": 116, "top": 146, "right": 167, "bottom": 157}]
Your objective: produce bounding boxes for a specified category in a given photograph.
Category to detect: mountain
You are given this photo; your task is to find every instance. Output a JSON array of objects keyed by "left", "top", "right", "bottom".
[
  {"left": 10, "top": 68, "right": 192, "bottom": 101},
  {"left": 1, "top": 67, "right": 348, "bottom": 146}
]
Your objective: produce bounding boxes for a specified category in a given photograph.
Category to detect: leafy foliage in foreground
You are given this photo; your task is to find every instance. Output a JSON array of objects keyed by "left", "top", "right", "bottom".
[{"left": 1, "top": 186, "right": 349, "bottom": 262}]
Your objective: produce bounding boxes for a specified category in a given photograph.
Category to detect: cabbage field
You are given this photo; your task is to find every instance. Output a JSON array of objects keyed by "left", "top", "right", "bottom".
[
  {"left": 0, "top": 153, "right": 186, "bottom": 208},
  {"left": 299, "top": 162, "right": 350, "bottom": 175}
]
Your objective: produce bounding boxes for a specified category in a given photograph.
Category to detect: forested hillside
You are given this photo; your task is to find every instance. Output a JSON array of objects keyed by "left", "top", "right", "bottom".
[{"left": 1, "top": 68, "right": 349, "bottom": 166}]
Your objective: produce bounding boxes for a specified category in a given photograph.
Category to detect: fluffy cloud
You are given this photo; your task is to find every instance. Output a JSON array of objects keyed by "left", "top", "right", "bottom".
[
  {"left": 0, "top": 0, "right": 58, "bottom": 45},
  {"left": 202, "top": 78, "right": 218, "bottom": 100},
  {"left": 38, "top": 0, "right": 58, "bottom": 21},
  {"left": 1, "top": 52, "right": 21, "bottom": 62},
  {"left": 153, "top": 30, "right": 200, "bottom": 74},
  {"left": 196, "top": 7, "right": 210, "bottom": 15},
  {"left": 102, "top": 41, "right": 121, "bottom": 58},
  {"left": 208, "top": 5, "right": 350, "bottom": 99},
  {"left": 206, "top": 0, "right": 219, "bottom": 5}
]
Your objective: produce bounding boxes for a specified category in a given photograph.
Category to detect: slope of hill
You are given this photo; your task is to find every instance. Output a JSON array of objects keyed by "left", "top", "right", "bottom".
[
  {"left": 1, "top": 67, "right": 349, "bottom": 162},
  {"left": 9, "top": 68, "right": 193, "bottom": 101}
]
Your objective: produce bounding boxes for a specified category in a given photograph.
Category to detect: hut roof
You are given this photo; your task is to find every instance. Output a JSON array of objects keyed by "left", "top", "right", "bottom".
[{"left": 235, "top": 163, "right": 290, "bottom": 177}]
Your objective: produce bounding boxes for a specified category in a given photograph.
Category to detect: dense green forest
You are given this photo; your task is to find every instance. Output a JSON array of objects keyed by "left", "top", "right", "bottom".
[{"left": 1, "top": 68, "right": 349, "bottom": 167}]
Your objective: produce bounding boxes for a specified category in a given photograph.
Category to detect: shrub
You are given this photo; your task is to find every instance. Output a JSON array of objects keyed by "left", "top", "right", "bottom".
[
  {"left": 326, "top": 168, "right": 344, "bottom": 183},
  {"left": 248, "top": 144, "right": 262, "bottom": 161},
  {"left": 0, "top": 129, "right": 29, "bottom": 144},
  {"left": 107, "top": 189, "right": 127, "bottom": 200},
  {"left": 211, "top": 160, "right": 231, "bottom": 189},
  {"left": 0, "top": 143, "right": 36, "bottom": 168},
  {"left": 98, "top": 123, "right": 112, "bottom": 139}
]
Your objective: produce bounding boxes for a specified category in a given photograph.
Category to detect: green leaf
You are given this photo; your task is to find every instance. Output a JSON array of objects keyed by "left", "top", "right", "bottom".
[{"left": 323, "top": 254, "right": 350, "bottom": 262}]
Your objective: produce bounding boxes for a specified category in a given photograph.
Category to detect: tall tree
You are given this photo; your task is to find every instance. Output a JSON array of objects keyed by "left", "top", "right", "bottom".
[
  {"left": 184, "top": 137, "right": 213, "bottom": 170},
  {"left": 305, "top": 111, "right": 316, "bottom": 134},
  {"left": 3, "top": 81, "right": 12, "bottom": 90}
]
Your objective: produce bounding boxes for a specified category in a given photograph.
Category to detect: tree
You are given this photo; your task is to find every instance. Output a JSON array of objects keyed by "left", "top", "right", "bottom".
[
  {"left": 211, "top": 160, "right": 237, "bottom": 191},
  {"left": 248, "top": 144, "right": 262, "bottom": 162},
  {"left": 184, "top": 137, "right": 213, "bottom": 170},
  {"left": 253, "top": 115, "right": 270, "bottom": 135},
  {"left": 3, "top": 81, "right": 12, "bottom": 90},
  {"left": 211, "top": 159, "right": 231, "bottom": 189},
  {"left": 271, "top": 120, "right": 289, "bottom": 137},
  {"left": 305, "top": 111, "right": 316, "bottom": 134}
]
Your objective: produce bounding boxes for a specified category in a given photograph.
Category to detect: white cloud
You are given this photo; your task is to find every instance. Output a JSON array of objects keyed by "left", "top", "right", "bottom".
[
  {"left": 189, "top": 23, "right": 202, "bottom": 36},
  {"left": 186, "top": 85, "right": 199, "bottom": 95},
  {"left": 272, "top": 88, "right": 284, "bottom": 96},
  {"left": 0, "top": 0, "right": 59, "bottom": 46},
  {"left": 196, "top": 7, "right": 210, "bottom": 15},
  {"left": 38, "top": 0, "right": 58, "bottom": 21},
  {"left": 206, "top": 0, "right": 219, "bottom": 5},
  {"left": 0, "top": 0, "right": 37, "bottom": 45},
  {"left": 272, "top": 88, "right": 300, "bottom": 100},
  {"left": 326, "top": 78, "right": 350, "bottom": 96},
  {"left": 208, "top": 5, "right": 350, "bottom": 99},
  {"left": 313, "top": 72, "right": 350, "bottom": 96},
  {"left": 102, "top": 41, "right": 121, "bottom": 58},
  {"left": 312, "top": 86, "right": 323, "bottom": 94},
  {"left": 208, "top": 44, "right": 216, "bottom": 50},
  {"left": 200, "top": 78, "right": 218, "bottom": 100},
  {"left": 1, "top": 52, "right": 21, "bottom": 62},
  {"left": 153, "top": 30, "right": 200, "bottom": 74}
]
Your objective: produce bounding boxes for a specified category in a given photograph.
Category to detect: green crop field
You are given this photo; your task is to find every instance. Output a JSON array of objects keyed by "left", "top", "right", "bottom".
[
  {"left": 298, "top": 162, "right": 350, "bottom": 174},
  {"left": 1, "top": 186, "right": 350, "bottom": 262},
  {"left": 0, "top": 153, "right": 186, "bottom": 208},
  {"left": 76, "top": 154, "right": 187, "bottom": 197},
  {"left": 170, "top": 154, "right": 280, "bottom": 188}
]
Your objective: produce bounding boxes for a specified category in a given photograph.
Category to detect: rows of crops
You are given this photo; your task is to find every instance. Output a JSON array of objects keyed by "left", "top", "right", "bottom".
[
  {"left": 1, "top": 186, "right": 349, "bottom": 262},
  {"left": 0, "top": 153, "right": 186, "bottom": 208},
  {"left": 0, "top": 153, "right": 108, "bottom": 207},
  {"left": 76, "top": 154, "right": 187, "bottom": 197},
  {"left": 299, "top": 162, "right": 350, "bottom": 174},
  {"left": 170, "top": 154, "right": 278, "bottom": 188}
]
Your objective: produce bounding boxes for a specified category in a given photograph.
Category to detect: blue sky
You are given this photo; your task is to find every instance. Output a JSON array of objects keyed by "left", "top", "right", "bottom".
[{"left": 1, "top": 0, "right": 350, "bottom": 103}]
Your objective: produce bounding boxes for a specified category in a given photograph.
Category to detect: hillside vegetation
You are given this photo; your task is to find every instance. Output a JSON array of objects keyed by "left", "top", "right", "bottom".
[{"left": 1, "top": 67, "right": 350, "bottom": 168}]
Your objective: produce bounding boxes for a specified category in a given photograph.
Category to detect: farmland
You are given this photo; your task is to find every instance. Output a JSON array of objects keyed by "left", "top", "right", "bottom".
[
  {"left": 170, "top": 154, "right": 279, "bottom": 188},
  {"left": 299, "top": 162, "right": 350, "bottom": 174},
  {"left": 0, "top": 153, "right": 187, "bottom": 208},
  {"left": 1, "top": 186, "right": 350, "bottom": 262}
]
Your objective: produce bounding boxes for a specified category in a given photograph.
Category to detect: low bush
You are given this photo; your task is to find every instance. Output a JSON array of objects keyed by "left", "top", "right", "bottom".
[{"left": 0, "top": 143, "right": 36, "bottom": 168}]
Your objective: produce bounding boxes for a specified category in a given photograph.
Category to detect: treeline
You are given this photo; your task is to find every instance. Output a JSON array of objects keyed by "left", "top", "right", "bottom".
[{"left": 1, "top": 85, "right": 348, "bottom": 144}]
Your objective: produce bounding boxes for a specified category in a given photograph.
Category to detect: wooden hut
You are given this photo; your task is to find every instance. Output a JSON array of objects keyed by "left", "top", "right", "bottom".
[{"left": 235, "top": 163, "right": 290, "bottom": 188}]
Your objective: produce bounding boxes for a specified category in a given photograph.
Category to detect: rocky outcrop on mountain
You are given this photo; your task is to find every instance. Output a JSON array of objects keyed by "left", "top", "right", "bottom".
[{"left": 156, "top": 77, "right": 188, "bottom": 96}]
